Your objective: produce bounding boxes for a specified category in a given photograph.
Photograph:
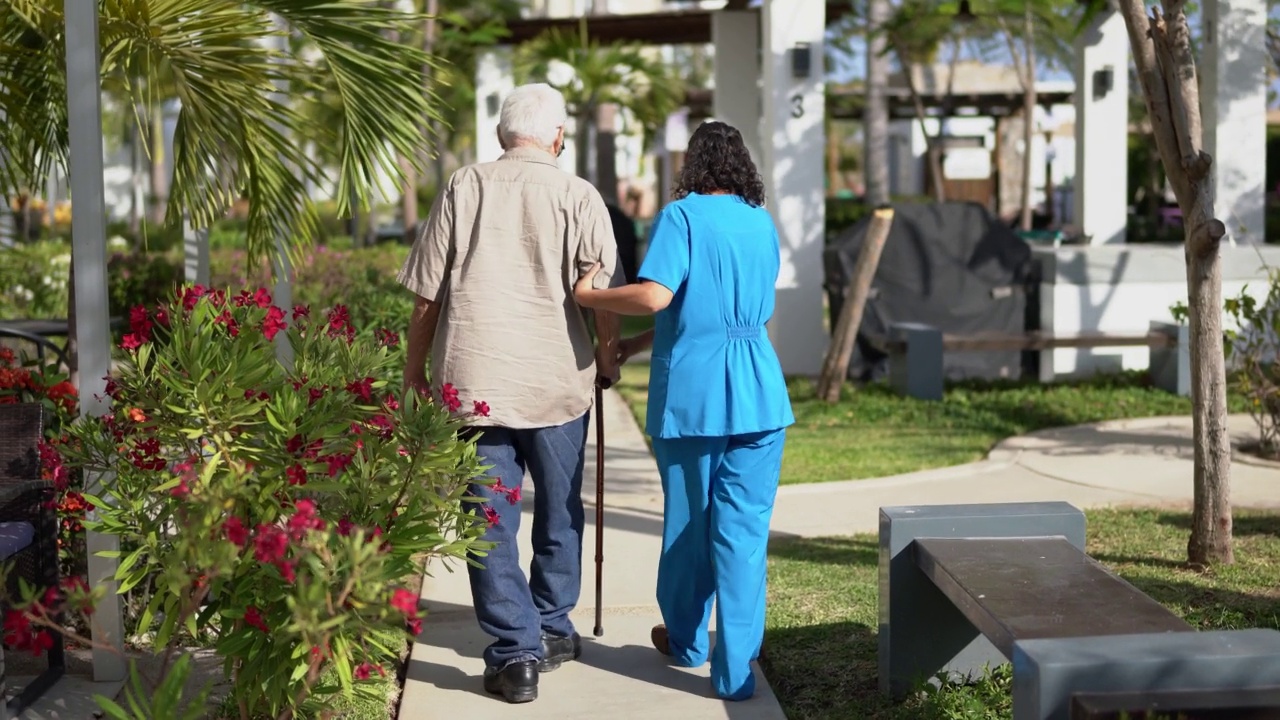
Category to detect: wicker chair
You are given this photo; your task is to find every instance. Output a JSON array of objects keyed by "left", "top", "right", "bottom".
[{"left": 0, "top": 403, "right": 64, "bottom": 711}]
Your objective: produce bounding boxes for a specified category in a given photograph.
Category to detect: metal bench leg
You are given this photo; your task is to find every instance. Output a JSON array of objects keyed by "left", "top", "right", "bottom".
[
  {"left": 888, "top": 323, "right": 944, "bottom": 401},
  {"left": 878, "top": 502, "right": 1087, "bottom": 698}
]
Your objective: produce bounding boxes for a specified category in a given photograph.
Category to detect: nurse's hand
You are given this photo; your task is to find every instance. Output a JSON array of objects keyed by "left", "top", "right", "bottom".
[{"left": 574, "top": 263, "right": 602, "bottom": 306}]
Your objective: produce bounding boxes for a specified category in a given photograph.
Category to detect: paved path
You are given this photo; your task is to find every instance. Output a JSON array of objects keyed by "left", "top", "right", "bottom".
[{"left": 401, "top": 394, "right": 1280, "bottom": 719}]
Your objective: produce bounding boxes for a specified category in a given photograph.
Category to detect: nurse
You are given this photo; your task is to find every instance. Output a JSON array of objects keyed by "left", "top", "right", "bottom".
[{"left": 573, "top": 120, "right": 795, "bottom": 701}]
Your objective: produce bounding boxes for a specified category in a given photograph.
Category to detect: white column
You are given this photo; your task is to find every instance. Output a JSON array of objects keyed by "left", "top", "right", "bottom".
[
  {"left": 1073, "top": 9, "right": 1129, "bottom": 245},
  {"left": 64, "top": 0, "right": 126, "bottom": 682},
  {"left": 761, "top": 0, "right": 828, "bottom": 376},
  {"left": 1203, "top": 0, "right": 1267, "bottom": 244},
  {"left": 182, "top": 217, "right": 210, "bottom": 285},
  {"left": 474, "top": 48, "right": 514, "bottom": 164},
  {"left": 712, "top": 11, "right": 762, "bottom": 167}
]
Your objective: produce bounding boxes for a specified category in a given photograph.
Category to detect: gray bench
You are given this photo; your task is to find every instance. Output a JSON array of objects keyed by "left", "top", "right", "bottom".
[
  {"left": 879, "top": 502, "right": 1280, "bottom": 720},
  {"left": 886, "top": 321, "right": 1189, "bottom": 400}
]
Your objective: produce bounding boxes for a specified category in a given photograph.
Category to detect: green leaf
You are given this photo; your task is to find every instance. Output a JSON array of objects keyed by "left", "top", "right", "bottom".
[{"left": 92, "top": 695, "right": 131, "bottom": 720}]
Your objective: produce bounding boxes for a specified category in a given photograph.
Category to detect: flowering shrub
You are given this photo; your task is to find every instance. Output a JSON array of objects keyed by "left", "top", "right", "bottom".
[
  {"left": 54, "top": 285, "right": 494, "bottom": 717},
  {"left": 0, "top": 349, "right": 88, "bottom": 582},
  {"left": 1222, "top": 273, "right": 1280, "bottom": 456}
]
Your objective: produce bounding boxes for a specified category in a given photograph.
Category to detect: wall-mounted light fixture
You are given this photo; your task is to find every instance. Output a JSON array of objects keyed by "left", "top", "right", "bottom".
[
  {"left": 1093, "top": 66, "right": 1114, "bottom": 100},
  {"left": 791, "top": 43, "right": 812, "bottom": 79},
  {"left": 486, "top": 93, "right": 500, "bottom": 117}
]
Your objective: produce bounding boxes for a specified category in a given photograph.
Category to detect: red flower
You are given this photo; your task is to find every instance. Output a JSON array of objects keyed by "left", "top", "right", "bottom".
[
  {"left": 324, "top": 452, "right": 354, "bottom": 477},
  {"left": 407, "top": 616, "right": 423, "bottom": 636},
  {"left": 154, "top": 308, "right": 170, "bottom": 328},
  {"left": 286, "top": 464, "right": 307, "bottom": 486},
  {"left": 326, "top": 305, "right": 355, "bottom": 343},
  {"left": 483, "top": 504, "right": 500, "bottom": 527},
  {"left": 286, "top": 499, "right": 325, "bottom": 539},
  {"left": 308, "top": 387, "right": 324, "bottom": 406},
  {"left": 44, "top": 381, "right": 77, "bottom": 413},
  {"left": 232, "top": 290, "right": 254, "bottom": 308},
  {"left": 376, "top": 328, "right": 400, "bottom": 347},
  {"left": 337, "top": 516, "right": 355, "bottom": 536},
  {"left": 180, "top": 285, "right": 207, "bottom": 311},
  {"left": 390, "top": 588, "right": 418, "bottom": 616},
  {"left": 224, "top": 517, "right": 248, "bottom": 547},
  {"left": 262, "top": 305, "right": 288, "bottom": 341},
  {"left": 277, "top": 560, "right": 297, "bottom": 584},
  {"left": 120, "top": 333, "right": 146, "bottom": 351},
  {"left": 244, "top": 606, "right": 269, "bottom": 633},
  {"left": 170, "top": 478, "right": 190, "bottom": 499},
  {"left": 292, "top": 304, "right": 310, "bottom": 322},
  {"left": 354, "top": 662, "right": 375, "bottom": 681},
  {"left": 128, "top": 305, "right": 153, "bottom": 336},
  {"left": 440, "top": 383, "right": 462, "bottom": 412},
  {"left": 346, "top": 377, "right": 375, "bottom": 403},
  {"left": 369, "top": 414, "right": 394, "bottom": 439},
  {"left": 473, "top": 400, "right": 490, "bottom": 417},
  {"left": 253, "top": 524, "right": 288, "bottom": 564},
  {"left": 103, "top": 376, "right": 121, "bottom": 401},
  {"left": 214, "top": 310, "right": 240, "bottom": 337},
  {"left": 252, "top": 288, "right": 273, "bottom": 308}
]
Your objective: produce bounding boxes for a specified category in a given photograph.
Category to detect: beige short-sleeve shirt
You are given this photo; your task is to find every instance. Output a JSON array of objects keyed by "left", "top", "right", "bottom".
[{"left": 397, "top": 146, "right": 625, "bottom": 429}]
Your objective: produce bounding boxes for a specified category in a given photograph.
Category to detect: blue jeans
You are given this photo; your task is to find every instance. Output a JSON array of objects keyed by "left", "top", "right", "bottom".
[
  {"left": 465, "top": 413, "right": 588, "bottom": 670},
  {"left": 652, "top": 429, "right": 786, "bottom": 701}
]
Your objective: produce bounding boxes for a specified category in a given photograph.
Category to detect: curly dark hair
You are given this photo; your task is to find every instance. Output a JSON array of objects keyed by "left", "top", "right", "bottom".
[{"left": 673, "top": 121, "right": 766, "bottom": 207}]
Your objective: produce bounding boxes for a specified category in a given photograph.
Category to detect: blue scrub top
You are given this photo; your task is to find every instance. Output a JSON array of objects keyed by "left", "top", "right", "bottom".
[{"left": 638, "top": 193, "right": 796, "bottom": 439}]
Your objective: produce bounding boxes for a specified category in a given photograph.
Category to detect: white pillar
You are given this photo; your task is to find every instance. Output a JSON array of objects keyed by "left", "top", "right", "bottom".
[
  {"left": 1204, "top": 0, "right": 1267, "bottom": 244},
  {"left": 64, "top": 0, "right": 126, "bottom": 682},
  {"left": 475, "top": 48, "right": 514, "bottom": 164},
  {"left": 712, "top": 11, "right": 762, "bottom": 167},
  {"left": 182, "top": 217, "right": 210, "bottom": 285},
  {"left": 761, "top": 0, "right": 828, "bottom": 376},
  {"left": 1073, "top": 9, "right": 1129, "bottom": 245}
]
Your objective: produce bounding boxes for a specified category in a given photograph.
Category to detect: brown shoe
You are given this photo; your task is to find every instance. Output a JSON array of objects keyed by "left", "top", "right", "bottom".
[{"left": 650, "top": 624, "right": 671, "bottom": 656}]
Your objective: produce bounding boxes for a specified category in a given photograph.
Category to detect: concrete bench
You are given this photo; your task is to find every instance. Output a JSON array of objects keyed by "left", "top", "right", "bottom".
[
  {"left": 878, "top": 502, "right": 1280, "bottom": 720},
  {"left": 885, "top": 321, "right": 1189, "bottom": 400}
]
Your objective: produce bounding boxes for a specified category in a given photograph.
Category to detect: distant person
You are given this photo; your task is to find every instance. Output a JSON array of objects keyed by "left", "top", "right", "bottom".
[
  {"left": 398, "top": 82, "right": 623, "bottom": 705},
  {"left": 572, "top": 120, "right": 794, "bottom": 702}
]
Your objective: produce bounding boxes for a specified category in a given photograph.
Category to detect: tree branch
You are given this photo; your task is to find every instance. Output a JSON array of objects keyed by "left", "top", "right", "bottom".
[
  {"left": 1150, "top": 8, "right": 1211, "bottom": 181},
  {"left": 1115, "top": 0, "right": 1191, "bottom": 205}
]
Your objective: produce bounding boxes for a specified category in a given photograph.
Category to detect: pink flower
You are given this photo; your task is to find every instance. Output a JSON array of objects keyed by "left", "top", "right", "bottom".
[
  {"left": 472, "top": 400, "right": 490, "bottom": 417},
  {"left": 376, "top": 328, "right": 400, "bottom": 347},
  {"left": 286, "top": 499, "right": 325, "bottom": 539},
  {"left": 292, "top": 304, "right": 310, "bottom": 322},
  {"left": 337, "top": 516, "right": 355, "bottom": 537},
  {"left": 120, "top": 333, "right": 146, "bottom": 351},
  {"left": 252, "top": 288, "right": 273, "bottom": 308},
  {"left": 324, "top": 453, "right": 354, "bottom": 477},
  {"left": 483, "top": 505, "right": 500, "bottom": 527}
]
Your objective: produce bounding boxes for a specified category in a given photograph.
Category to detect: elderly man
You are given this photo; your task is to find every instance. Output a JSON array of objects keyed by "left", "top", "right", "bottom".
[{"left": 398, "top": 82, "right": 623, "bottom": 704}]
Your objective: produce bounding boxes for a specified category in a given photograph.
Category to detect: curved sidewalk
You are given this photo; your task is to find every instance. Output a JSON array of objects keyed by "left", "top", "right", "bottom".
[
  {"left": 402, "top": 399, "right": 1280, "bottom": 718},
  {"left": 770, "top": 413, "right": 1280, "bottom": 539}
]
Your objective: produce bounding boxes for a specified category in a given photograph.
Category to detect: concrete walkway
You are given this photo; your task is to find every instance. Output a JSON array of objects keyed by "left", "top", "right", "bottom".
[{"left": 401, "top": 395, "right": 1280, "bottom": 719}]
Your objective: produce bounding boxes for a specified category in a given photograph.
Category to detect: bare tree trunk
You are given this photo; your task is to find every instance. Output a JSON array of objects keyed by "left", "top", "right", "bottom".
[
  {"left": 864, "top": 0, "right": 891, "bottom": 205},
  {"left": 575, "top": 108, "right": 593, "bottom": 181},
  {"left": 1020, "top": 5, "right": 1036, "bottom": 231},
  {"left": 826, "top": 115, "right": 844, "bottom": 195},
  {"left": 817, "top": 208, "right": 895, "bottom": 402},
  {"left": 1117, "top": 0, "right": 1232, "bottom": 566},
  {"left": 900, "top": 62, "right": 946, "bottom": 202},
  {"left": 595, "top": 103, "right": 619, "bottom": 202}
]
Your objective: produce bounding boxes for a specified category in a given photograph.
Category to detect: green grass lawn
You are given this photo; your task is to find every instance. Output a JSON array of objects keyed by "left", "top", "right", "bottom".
[
  {"left": 763, "top": 508, "right": 1280, "bottom": 719},
  {"left": 615, "top": 365, "right": 1246, "bottom": 484}
]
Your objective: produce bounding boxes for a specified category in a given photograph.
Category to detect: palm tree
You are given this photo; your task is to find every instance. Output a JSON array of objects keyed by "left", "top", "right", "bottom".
[
  {"left": 515, "top": 23, "right": 683, "bottom": 192},
  {"left": 0, "top": 0, "right": 447, "bottom": 267}
]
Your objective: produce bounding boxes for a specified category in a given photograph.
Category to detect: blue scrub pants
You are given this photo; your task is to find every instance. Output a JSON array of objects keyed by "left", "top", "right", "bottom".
[{"left": 651, "top": 428, "right": 786, "bottom": 701}]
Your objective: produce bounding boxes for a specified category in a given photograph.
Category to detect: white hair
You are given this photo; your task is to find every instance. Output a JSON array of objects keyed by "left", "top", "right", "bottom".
[{"left": 498, "top": 83, "right": 568, "bottom": 148}]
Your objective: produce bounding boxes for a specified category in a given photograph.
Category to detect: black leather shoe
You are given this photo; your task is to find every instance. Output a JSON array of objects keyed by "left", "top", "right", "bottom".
[
  {"left": 483, "top": 660, "right": 538, "bottom": 704},
  {"left": 537, "top": 631, "right": 582, "bottom": 672}
]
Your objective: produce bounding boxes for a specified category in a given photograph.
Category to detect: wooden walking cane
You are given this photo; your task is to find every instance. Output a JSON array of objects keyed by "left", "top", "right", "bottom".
[{"left": 593, "top": 381, "right": 606, "bottom": 637}]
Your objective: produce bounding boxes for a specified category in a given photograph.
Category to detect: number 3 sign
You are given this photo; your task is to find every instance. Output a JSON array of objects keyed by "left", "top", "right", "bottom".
[{"left": 790, "top": 94, "right": 804, "bottom": 119}]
